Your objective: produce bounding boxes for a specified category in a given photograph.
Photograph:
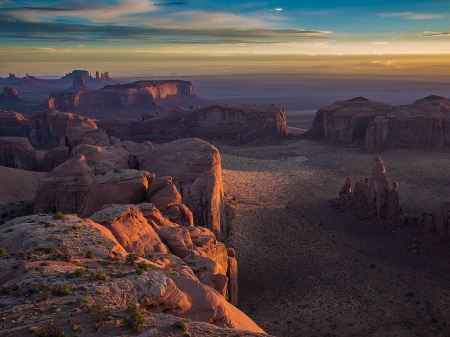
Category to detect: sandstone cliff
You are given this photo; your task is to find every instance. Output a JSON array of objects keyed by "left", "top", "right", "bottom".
[
  {"left": 307, "top": 95, "right": 450, "bottom": 152},
  {"left": 0, "top": 86, "right": 21, "bottom": 101},
  {"left": 131, "top": 104, "right": 289, "bottom": 144},
  {"left": 0, "top": 136, "right": 36, "bottom": 171},
  {"left": 0, "top": 110, "right": 29, "bottom": 137},
  {"left": 46, "top": 80, "right": 201, "bottom": 119}
]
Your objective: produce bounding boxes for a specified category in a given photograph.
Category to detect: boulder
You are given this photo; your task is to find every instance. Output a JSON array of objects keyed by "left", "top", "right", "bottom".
[
  {"left": 0, "top": 136, "right": 36, "bottom": 170},
  {"left": 146, "top": 176, "right": 172, "bottom": 200},
  {"left": 40, "top": 145, "right": 70, "bottom": 172},
  {"left": 80, "top": 128, "right": 110, "bottom": 147},
  {"left": 34, "top": 155, "right": 95, "bottom": 214},
  {"left": 150, "top": 183, "right": 183, "bottom": 210},
  {"left": 78, "top": 169, "right": 152, "bottom": 217},
  {"left": 167, "top": 203, "right": 194, "bottom": 227}
]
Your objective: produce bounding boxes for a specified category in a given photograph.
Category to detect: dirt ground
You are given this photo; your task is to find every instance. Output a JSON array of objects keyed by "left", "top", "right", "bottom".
[{"left": 220, "top": 139, "right": 450, "bottom": 337}]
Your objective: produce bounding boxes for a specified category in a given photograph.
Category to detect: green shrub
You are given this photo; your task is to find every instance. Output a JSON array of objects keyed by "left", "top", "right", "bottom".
[
  {"left": 85, "top": 250, "right": 94, "bottom": 258},
  {"left": 36, "top": 320, "right": 65, "bottom": 337},
  {"left": 44, "top": 246, "right": 57, "bottom": 254},
  {"left": 0, "top": 248, "right": 6, "bottom": 257},
  {"left": 51, "top": 283, "right": 72, "bottom": 296},
  {"left": 92, "top": 269, "right": 107, "bottom": 280},
  {"left": 171, "top": 319, "right": 190, "bottom": 331},
  {"left": 53, "top": 211, "right": 65, "bottom": 221},
  {"left": 123, "top": 303, "right": 146, "bottom": 332},
  {"left": 126, "top": 253, "right": 139, "bottom": 264}
]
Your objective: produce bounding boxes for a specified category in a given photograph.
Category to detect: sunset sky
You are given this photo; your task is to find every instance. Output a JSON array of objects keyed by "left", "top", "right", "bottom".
[{"left": 1, "top": 0, "right": 450, "bottom": 76}]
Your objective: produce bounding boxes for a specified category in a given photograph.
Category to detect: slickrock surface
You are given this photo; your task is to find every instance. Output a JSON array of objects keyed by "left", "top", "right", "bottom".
[
  {"left": 220, "top": 140, "right": 450, "bottom": 337},
  {"left": 0, "top": 214, "right": 267, "bottom": 336}
]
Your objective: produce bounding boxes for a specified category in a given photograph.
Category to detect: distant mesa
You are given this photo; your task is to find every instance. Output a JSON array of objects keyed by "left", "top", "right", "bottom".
[
  {"left": 306, "top": 95, "right": 450, "bottom": 152},
  {"left": 46, "top": 80, "right": 202, "bottom": 119},
  {"left": 61, "top": 69, "right": 116, "bottom": 83},
  {"left": 0, "top": 86, "right": 21, "bottom": 102},
  {"left": 64, "top": 75, "right": 91, "bottom": 93},
  {"left": 20, "top": 73, "right": 40, "bottom": 86}
]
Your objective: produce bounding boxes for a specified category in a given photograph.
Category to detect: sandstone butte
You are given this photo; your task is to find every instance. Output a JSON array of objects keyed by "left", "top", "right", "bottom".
[
  {"left": 337, "top": 156, "right": 450, "bottom": 240},
  {"left": 0, "top": 137, "right": 269, "bottom": 336},
  {"left": 306, "top": 95, "right": 450, "bottom": 152}
]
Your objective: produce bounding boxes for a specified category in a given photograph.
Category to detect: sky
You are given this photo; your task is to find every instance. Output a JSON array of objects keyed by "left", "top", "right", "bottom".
[{"left": 1, "top": 0, "right": 450, "bottom": 76}]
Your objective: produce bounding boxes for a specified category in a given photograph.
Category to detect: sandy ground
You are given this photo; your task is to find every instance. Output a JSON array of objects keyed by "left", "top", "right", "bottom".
[
  {"left": 0, "top": 166, "right": 46, "bottom": 206},
  {"left": 221, "top": 140, "right": 450, "bottom": 337}
]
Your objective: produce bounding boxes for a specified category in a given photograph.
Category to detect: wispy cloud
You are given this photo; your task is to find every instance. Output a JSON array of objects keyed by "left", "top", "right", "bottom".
[
  {"left": 377, "top": 12, "right": 444, "bottom": 20},
  {"left": 38, "top": 47, "right": 56, "bottom": 52},
  {"left": 417, "top": 31, "right": 450, "bottom": 37}
]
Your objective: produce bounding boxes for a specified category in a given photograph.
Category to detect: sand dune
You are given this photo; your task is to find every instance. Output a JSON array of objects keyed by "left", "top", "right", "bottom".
[{"left": 0, "top": 165, "right": 46, "bottom": 205}]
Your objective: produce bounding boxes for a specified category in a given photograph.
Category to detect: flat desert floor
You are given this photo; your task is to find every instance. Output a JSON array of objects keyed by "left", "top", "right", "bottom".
[{"left": 221, "top": 139, "right": 450, "bottom": 337}]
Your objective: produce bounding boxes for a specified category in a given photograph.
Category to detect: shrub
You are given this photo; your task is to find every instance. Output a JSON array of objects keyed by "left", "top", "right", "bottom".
[
  {"left": 53, "top": 211, "right": 65, "bottom": 221},
  {"left": 36, "top": 320, "right": 65, "bottom": 337},
  {"left": 51, "top": 283, "right": 72, "bottom": 296},
  {"left": 85, "top": 250, "right": 94, "bottom": 258},
  {"left": 0, "top": 248, "right": 6, "bottom": 257},
  {"left": 44, "top": 246, "right": 57, "bottom": 254},
  {"left": 123, "top": 303, "right": 146, "bottom": 332},
  {"left": 92, "top": 269, "right": 107, "bottom": 280},
  {"left": 171, "top": 319, "right": 190, "bottom": 331},
  {"left": 126, "top": 253, "right": 139, "bottom": 264}
]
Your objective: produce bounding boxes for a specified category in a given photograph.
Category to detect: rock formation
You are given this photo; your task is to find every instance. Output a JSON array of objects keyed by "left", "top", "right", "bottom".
[
  {"left": 0, "top": 136, "right": 36, "bottom": 171},
  {"left": 46, "top": 80, "right": 201, "bottom": 119},
  {"left": 0, "top": 214, "right": 266, "bottom": 336},
  {"left": 40, "top": 145, "right": 70, "bottom": 172},
  {"left": 0, "top": 86, "right": 21, "bottom": 101},
  {"left": 139, "top": 138, "right": 227, "bottom": 241},
  {"left": 34, "top": 155, "right": 95, "bottom": 214},
  {"left": 337, "top": 156, "right": 450, "bottom": 240},
  {"left": 28, "top": 109, "right": 99, "bottom": 149},
  {"left": 131, "top": 104, "right": 289, "bottom": 144},
  {"left": 64, "top": 74, "right": 91, "bottom": 93},
  {"left": 0, "top": 110, "right": 29, "bottom": 137},
  {"left": 307, "top": 95, "right": 450, "bottom": 152}
]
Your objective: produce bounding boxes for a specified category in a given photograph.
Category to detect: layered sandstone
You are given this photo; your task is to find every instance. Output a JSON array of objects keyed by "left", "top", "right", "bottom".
[
  {"left": 46, "top": 80, "right": 201, "bottom": 118},
  {"left": 0, "top": 136, "right": 36, "bottom": 171},
  {"left": 308, "top": 95, "right": 450, "bottom": 152},
  {"left": 131, "top": 104, "right": 289, "bottom": 144},
  {"left": 0, "top": 110, "right": 29, "bottom": 137},
  {"left": 0, "top": 214, "right": 266, "bottom": 336}
]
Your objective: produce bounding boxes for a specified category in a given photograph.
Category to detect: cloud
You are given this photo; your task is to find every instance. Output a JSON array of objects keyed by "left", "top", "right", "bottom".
[
  {"left": 37, "top": 47, "right": 55, "bottom": 52},
  {"left": 354, "top": 61, "right": 398, "bottom": 68},
  {"left": 417, "top": 31, "right": 450, "bottom": 37},
  {"left": 377, "top": 12, "right": 444, "bottom": 20},
  {"left": 153, "top": 2, "right": 188, "bottom": 6}
]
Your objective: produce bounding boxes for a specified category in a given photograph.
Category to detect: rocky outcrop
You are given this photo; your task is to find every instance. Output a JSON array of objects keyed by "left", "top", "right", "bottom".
[
  {"left": 34, "top": 155, "right": 95, "bottom": 214},
  {"left": 0, "top": 214, "right": 265, "bottom": 336},
  {"left": 96, "top": 118, "right": 133, "bottom": 140},
  {"left": 336, "top": 156, "right": 450, "bottom": 240},
  {"left": 0, "top": 110, "right": 29, "bottom": 137},
  {"left": 0, "top": 86, "right": 21, "bottom": 101},
  {"left": 46, "top": 80, "right": 201, "bottom": 119},
  {"left": 131, "top": 104, "right": 289, "bottom": 144},
  {"left": 0, "top": 136, "right": 36, "bottom": 170},
  {"left": 40, "top": 145, "right": 70, "bottom": 172},
  {"left": 28, "top": 109, "right": 98, "bottom": 149},
  {"left": 78, "top": 169, "right": 153, "bottom": 217},
  {"left": 139, "top": 138, "right": 227, "bottom": 241},
  {"left": 69, "top": 144, "right": 135, "bottom": 174},
  {"left": 307, "top": 95, "right": 450, "bottom": 152}
]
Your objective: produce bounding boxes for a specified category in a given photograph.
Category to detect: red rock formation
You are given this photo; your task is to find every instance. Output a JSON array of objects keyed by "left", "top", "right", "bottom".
[
  {"left": 0, "top": 86, "right": 21, "bottom": 101},
  {"left": 46, "top": 80, "right": 201, "bottom": 118},
  {"left": 139, "top": 138, "right": 227, "bottom": 241},
  {"left": 40, "top": 145, "right": 70, "bottom": 172},
  {"left": 20, "top": 73, "right": 39, "bottom": 86},
  {"left": 64, "top": 74, "right": 91, "bottom": 93},
  {"left": 0, "top": 110, "right": 29, "bottom": 137},
  {"left": 34, "top": 155, "right": 95, "bottom": 214},
  {"left": 78, "top": 169, "right": 153, "bottom": 217},
  {"left": 96, "top": 118, "right": 133, "bottom": 141},
  {"left": 131, "top": 104, "right": 289, "bottom": 144},
  {"left": 308, "top": 95, "right": 450, "bottom": 152},
  {"left": 0, "top": 136, "right": 36, "bottom": 170},
  {"left": 28, "top": 110, "right": 98, "bottom": 149}
]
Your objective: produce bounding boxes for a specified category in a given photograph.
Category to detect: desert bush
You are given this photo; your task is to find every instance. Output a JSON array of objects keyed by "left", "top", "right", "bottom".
[
  {"left": 126, "top": 253, "right": 139, "bottom": 264},
  {"left": 53, "top": 211, "right": 65, "bottom": 221},
  {"left": 0, "top": 248, "right": 6, "bottom": 257},
  {"left": 92, "top": 269, "right": 107, "bottom": 280},
  {"left": 171, "top": 319, "right": 190, "bottom": 331},
  {"left": 123, "top": 303, "right": 146, "bottom": 332},
  {"left": 36, "top": 320, "right": 65, "bottom": 337},
  {"left": 85, "top": 250, "right": 94, "bottom": 258},
  {"left": 51, "top": 282, "right": 72, "bottom": 296}
]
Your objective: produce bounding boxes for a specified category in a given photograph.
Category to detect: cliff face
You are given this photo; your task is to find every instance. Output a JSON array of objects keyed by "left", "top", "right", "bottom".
[
  {"left": 131, "top": 104, "right": 289, "bottom": 144},
  {"left": 47, "top": 80, "right": 200, "bottom": 118},
  {"left": 0, "top": 110, "right": 29, "bottom": 137},
  {"left": 28, "top": 109, "right": 98, "bottom": 149},
  {"left": 0, "top": 136, "right": 36, "bottom": 171},
  {"left": 0, "top": 86, "right": 21, "bottom": 101},
  {"left": 307, "top": 95, "right": 450, "bottom": 152}
]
